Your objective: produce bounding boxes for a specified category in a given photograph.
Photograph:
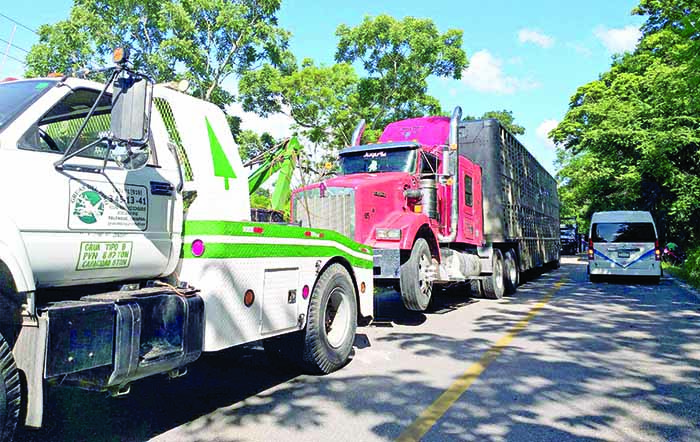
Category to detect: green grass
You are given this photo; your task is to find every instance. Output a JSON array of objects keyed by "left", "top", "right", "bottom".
[{"left": 663, "top": 247, "right": 700, "bottom": 289}]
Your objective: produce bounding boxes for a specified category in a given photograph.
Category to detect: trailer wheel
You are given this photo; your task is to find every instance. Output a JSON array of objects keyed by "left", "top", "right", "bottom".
[
  {"left": 302, "top": 263, "right": 357, "bottom": 374},
  {"left": 504, "top": 249, "right": 519, "bottom": 295},
  {"left": 482, "top": 249, "right": 506, "bottom": 299},
  {"left": 400, "top": 238, "right": 433, "bottom": 311},
  {"left": 0, "top": 332, "right": 20, "bottom": 442}
]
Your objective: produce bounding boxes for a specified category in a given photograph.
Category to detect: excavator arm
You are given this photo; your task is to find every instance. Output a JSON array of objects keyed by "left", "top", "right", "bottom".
[{"left": 247, "top": 137, "right": 302, "bottom": 211}]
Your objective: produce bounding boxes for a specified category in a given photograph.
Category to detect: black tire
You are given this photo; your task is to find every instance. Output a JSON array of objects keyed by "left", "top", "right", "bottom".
[
  {"left": 302, "top": 263, "right": 357, "bottom": 374},
  {"left": 504, "top": 249, "right": 519, "bottom": 295},
  {"left": 483, "top": 249, "right": 506, "bottom": 299},
  {"left": 400, "top": 238, "right": 434, "bottom": 311},
  {"left": 468, "top": 279, "right": 482, "bottom": 297},
  {"left": 0, "top": 333, "right": 20, "bottom": 442}
]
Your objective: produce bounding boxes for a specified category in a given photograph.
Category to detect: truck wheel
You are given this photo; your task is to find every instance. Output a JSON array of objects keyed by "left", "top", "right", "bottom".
[
  {"left": 400, "top": 238, "right": 433, "bottom": 311},
  {"left": 302, "top": 263, "right": 357, "bottom": 374},
  {"left": 482, "top": 249, "right": 506, "bottom": 299},
  {"left": 0, "top": 333, "right": 20, "bottom": 442},
  {"left": 504, "top": 249, "right": 519, "bottom": 295}
]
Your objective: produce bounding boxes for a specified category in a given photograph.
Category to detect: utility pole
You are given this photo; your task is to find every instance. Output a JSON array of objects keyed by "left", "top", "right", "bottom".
[{"left": 0, "top": 24, "right": 17, "bottom": 76}]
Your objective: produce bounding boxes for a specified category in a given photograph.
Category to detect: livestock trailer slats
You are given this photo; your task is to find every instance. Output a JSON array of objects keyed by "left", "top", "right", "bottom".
[{"left": 458, "top": 119, "right": 560, "bottom": 269}]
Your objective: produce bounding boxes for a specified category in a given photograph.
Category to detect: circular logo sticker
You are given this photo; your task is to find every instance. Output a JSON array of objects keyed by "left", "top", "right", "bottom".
[{"left": 73, "top": 190, "right": 105, "bottom": 224}]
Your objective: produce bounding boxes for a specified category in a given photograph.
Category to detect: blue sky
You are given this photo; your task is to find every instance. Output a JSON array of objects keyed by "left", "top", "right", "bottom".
[{"left": 0, "top": 0, "right": 645, "bottom": 174}]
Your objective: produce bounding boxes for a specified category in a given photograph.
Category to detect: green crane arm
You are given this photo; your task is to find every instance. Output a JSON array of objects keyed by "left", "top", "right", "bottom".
[{"left": 247, "top": 137, "right": 303, "bottom": 211}]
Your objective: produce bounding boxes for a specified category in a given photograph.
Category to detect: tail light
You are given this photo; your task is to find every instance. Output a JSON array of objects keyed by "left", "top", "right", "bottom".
[
  {"left": 588, "top": 239, "right": 594, "bottom": 260},
  {"left": 655, "top": 240, "right": 661, "bottom": 261}
]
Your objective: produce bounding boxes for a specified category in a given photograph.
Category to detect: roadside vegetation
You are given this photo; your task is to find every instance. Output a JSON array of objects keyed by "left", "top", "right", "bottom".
[
  {"left": 664, "top": 248, "right": 700, "bottom": 289},
  {"left": 553, "top": 0, "right": 700, "bottom": 284}
]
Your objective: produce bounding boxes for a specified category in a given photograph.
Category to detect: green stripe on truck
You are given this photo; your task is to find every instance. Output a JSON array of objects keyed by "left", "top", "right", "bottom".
[
  {"left": 182, "top": 242, "right": 373, "bottom": 269},
  {"left": 183, "top": 220, "right": 370, "bottom": 256}
]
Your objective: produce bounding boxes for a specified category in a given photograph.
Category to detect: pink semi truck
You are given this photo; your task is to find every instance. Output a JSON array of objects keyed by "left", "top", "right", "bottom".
[{"left": 292, "top": 107, "right": 560, "bottom": 310}]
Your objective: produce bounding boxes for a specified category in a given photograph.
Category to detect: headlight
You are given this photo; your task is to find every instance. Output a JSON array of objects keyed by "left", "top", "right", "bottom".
[{"left": 376, "top": 228, "right": 402, "bottom": 241}]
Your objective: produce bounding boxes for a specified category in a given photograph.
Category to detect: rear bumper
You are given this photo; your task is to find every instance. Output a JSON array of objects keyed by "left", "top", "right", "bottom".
[
  {"left": 588, "top": 261, "right": 661, "bottom": 277},
  {"left": 373, "top": 248, "right": 401, "bottom": 279}
]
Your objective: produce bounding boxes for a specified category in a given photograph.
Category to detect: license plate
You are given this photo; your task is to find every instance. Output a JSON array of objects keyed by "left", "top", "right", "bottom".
[{"left": 618, "top": 251, "right": 630, "bottom": 258}]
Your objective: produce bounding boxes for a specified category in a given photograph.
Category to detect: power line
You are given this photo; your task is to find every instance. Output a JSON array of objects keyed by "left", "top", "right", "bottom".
[
  {"left": 0, "top": 36, "right": 28, "bottom": 53},
  {"left": 0, "top": 12, "right": 38, "bottom": 35},
  {"left": 4, "top": 52, "right": 25, "bottom": 66}
]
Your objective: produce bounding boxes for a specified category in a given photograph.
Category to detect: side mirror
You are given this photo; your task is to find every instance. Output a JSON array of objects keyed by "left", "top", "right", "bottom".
[
  {"left": 111, "top": 71, "right": 153, "bottom": 144},
  {"left": 110, "top": 71, "right": 153, "bottom": 170}
]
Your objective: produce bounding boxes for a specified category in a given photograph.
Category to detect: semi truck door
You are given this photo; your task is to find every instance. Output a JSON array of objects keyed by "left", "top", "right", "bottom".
[
  {"left": 5, "top": 84, "right": 178, "bottom": 286},
  {"left": 458, "top": 157, "right": 483, "bottom": 245}
]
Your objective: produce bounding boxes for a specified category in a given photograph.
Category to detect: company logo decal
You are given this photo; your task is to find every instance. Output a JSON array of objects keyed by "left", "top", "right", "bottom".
[{"left": 72, "top": 190, "right": 105, "bottom": 224}]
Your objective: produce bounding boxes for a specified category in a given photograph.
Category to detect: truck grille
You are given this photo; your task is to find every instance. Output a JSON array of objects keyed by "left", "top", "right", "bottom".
[{"left": 293, "top": 187, "right": 356, "bottom": 240}]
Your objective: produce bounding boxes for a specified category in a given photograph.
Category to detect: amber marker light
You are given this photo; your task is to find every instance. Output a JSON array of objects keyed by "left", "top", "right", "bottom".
[
  {"left": 360, "top": 282, "right": 366, "bottom": 294},
  {"left": 113, "top": 47, "right": 129, "bottom": 64}
]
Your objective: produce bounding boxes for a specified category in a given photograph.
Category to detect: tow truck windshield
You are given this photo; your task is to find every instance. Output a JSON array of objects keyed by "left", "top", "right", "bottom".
[
  {"left": 339, "top": 148, "right": 417, "bottom": 175},
  {"left": 0, "top": 80, "right": 55, "bottom": 132}
]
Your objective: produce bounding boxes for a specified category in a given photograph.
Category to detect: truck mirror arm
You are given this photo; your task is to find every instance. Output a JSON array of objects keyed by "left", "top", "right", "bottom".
[
  {"left": 54, "top": 136, "right": 112, "bottom": 174},
  {"left": 53, "top": 68, "right": 119, "bottom": 172}
]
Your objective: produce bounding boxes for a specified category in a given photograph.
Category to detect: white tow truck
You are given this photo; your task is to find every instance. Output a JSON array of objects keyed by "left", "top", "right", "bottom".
[{"left": 0, "top": 50, "right": 373, "bottom": 440}]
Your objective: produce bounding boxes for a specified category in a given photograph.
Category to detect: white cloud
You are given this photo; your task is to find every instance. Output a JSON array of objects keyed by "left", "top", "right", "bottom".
[
  {"left": 567, "top": 42, "right": 593, "bottom": 57},
  {"left": 594, "top": 25, "right": 642, "bottom": 54},
  {"left": 536, "top": 119, "right": 559, "bottom": 149},
  {"left": 518, "top": 29, "right": 555, "bottom": 48},
  {"left": 461, "top": 50, "right": 539, "bottom": 94}
]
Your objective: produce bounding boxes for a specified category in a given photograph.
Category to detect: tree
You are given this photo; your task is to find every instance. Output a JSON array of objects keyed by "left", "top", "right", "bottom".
[
  {"left": 552, "top": 3, "right": 700, "bottom": 245},
  {"left": 464, "top": 110, "right": 526, "bottom": 135},
  {"left": 25, "top": 0, "right": 292, "bottom": 107},
  {"left": 236, "top": 129, "right": 277, "bottom": 164},
  {"left": 239, "top": 59, "right": 359, "bottom": 148},
  {"left": 335, "top": 15, "right": 467, "bottom": 136}
]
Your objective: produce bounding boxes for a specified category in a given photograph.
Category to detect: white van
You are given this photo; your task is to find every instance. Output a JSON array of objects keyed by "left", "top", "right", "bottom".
[{"left": 587, "top": 211, "right": 662, "bottom": 283}]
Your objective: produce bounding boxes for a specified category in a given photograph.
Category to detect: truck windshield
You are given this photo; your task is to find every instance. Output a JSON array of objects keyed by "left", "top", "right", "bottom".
[
  {"left": 592, "top": 222, "right": 656, "bottom": 243},
  {"left": 0, "top": 80, "right": 56, "bottom": 132},
  {"left": 339, "top": 148, "right": 417, "bottom": 175}
]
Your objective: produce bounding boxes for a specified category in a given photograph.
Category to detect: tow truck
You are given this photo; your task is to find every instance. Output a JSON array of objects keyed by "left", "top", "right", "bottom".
[{"left": 0, "top": 49, "right": 373, "bottom": 440}]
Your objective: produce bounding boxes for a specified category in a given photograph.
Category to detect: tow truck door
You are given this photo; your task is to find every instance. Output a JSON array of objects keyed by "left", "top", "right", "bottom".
[{"left": 0, "top": 80, "right": 180, "bottom": 287}]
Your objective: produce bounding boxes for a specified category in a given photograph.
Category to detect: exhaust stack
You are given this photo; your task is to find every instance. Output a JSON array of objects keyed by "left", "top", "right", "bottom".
[
  {"left": 438, "top": 106, "right": 462, "bottom": 243},
  {"left": 351, "top": 119, "right": 366, "bottom": 146}
]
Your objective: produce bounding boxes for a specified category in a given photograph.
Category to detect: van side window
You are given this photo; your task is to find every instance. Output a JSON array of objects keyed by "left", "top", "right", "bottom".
[{"left": 464, "top": 175, "right": 473, "bottom": 207}]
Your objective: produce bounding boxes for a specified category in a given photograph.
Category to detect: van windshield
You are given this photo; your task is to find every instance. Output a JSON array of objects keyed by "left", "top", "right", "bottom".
[{"left": 592, "top": 222, "right": 656, "bottom": 243}]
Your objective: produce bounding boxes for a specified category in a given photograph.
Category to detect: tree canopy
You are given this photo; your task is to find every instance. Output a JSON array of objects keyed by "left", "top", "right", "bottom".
[
  {"left": 335, "top": 14, "right": 467, "bottom": 135},
  {"left": 25, "top": 0, "right": 292, "bottom": 107},
  {"left": 553, "top": 0, "right": 700, "bottom": 244}
]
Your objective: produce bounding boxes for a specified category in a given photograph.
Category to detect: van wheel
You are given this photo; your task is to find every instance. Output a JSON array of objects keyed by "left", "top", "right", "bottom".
[
  {"left": 483, "top": 249, "right": 506, "bottom": 299},
  {"left": 302, "top": 264, "right": 357, "bottom": 374},
  {"left": 0, "top": 332, "right": 20, "bottom": 442},
  {"left": 504, "top": 249, "right": 519, "bottom": 295},
  {"left": 400, "top": 238, "right": 433, "bottom": 311}
]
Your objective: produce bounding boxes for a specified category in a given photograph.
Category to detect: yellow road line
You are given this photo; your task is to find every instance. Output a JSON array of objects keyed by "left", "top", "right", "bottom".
[{"left": 396, "top": 280, "right": 565, "bottom": 442}]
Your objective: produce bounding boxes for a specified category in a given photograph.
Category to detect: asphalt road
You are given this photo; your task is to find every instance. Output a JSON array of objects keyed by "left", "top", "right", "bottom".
[{"left": 16, "top": 256, "right": 700, "bottom": 442}]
